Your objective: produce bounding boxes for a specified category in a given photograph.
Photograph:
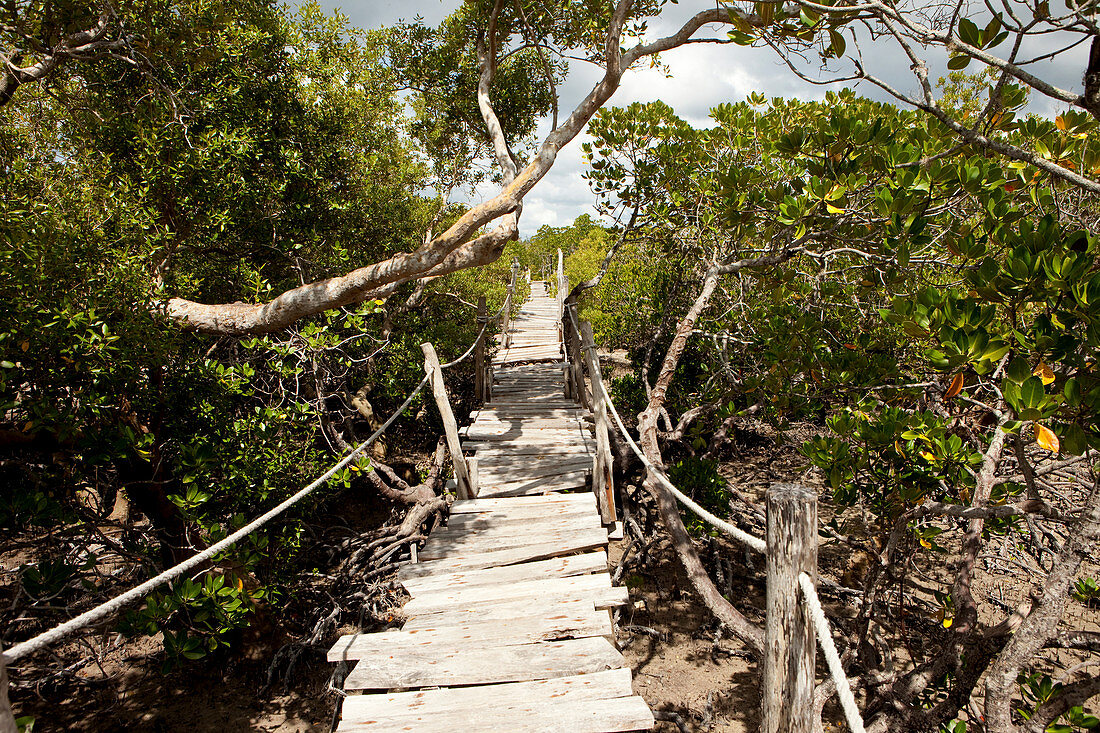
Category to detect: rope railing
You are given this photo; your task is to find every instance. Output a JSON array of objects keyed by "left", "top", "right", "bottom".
[
  {"left": 799, "top": 573, "right": 867, "bottom": 733},
  {"left": 1, "top": 274, "right": 521, "bottom": 668},
  {"left": 1, "top": 373, "right": 430, "bottom": 666},
  {"left": 566, "top": 303, "right": 865, "bottom": 732}
]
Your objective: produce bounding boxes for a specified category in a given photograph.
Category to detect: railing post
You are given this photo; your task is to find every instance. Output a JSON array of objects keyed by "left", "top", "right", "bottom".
[
  {"left": 475, "top": 296, "right": 487, "bottom": 403},
  {"left": 1, "top": 646, "right": 16, "bottom": 733},
  {"left": 565, "top": 305, "right": 589, "bottom": 410},
  {"left": 421, "top": 343, "right": 476, "bottom": 500},
  {"left": 764, "top": 483, "right": 817, "bottom": 733},
  {"left": 580, "top": 322, "right": 616, "bottom": 525}
]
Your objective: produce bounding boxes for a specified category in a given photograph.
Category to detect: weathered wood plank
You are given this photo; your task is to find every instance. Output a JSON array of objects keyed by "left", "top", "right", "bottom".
[
  {"left": 424, "top": 514, "right": 602, "bottom": 547},
  {"left": 337, "top": 695, "right": 654, "bottom": 733},
  {"left": 418, "top": 522, "right": 605, "bottom": 559},
  {"left": 402, "top": 573, "right": 620, "bottom": 615},
  {"left": 328, "top": 609, "right": 613, "bottom": 662},
  {"left": 448, "top": 494, "right": 595, "bottom": 514},
  {"left": 398, "top": 551, "right": 608, "bottom": 594},
  {"left": 342, "top": 636, "right": 624, "bottom": 690},
  {"left": 476, "top": 473, "right": 590, "bottom": 498},
  {"left": 396, "top": 535, "right": 608, "bottom": 578},
  {"left": 442, "top": 503, "right": 595, "bottom": 528},
  {"left": 339, "top": 668, "right": 632, "bottom": 718}
]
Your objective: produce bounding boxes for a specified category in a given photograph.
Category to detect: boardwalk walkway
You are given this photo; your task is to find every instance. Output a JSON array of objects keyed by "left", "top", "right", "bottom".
[{"left": 327, "top": 281, "right": 654, "bottom": 732}]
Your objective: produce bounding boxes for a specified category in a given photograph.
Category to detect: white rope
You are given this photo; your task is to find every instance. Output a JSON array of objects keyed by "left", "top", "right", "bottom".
[
  {"left": 798, "top": 572, "right": 867, "bottom": 733},
  {"left": 593, "top": 377, "right": 767, "bottom": 554},
  {"left": 440, "top": 279, "right": 515, "bottom": 369},
  {"left": 2, "top": 374, "right": 430, "bottom": 665}
]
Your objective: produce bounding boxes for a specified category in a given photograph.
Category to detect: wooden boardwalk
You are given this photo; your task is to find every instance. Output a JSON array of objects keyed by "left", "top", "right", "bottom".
[{"left": 327, "top": 282, "right": 653, "bottom": 732}]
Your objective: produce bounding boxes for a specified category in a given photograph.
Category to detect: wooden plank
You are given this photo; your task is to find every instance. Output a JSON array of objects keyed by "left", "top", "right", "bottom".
[
  {"left": 402, "top": 573, "right": 619, "bottom": 615},
  {"left": 396, "top": 535, "right": 608, "bottom": 578},
  {"left": 476, "top": 473, "right": 590, "bottom": 498},
  {"left": 337, "top": 695, "right": 654, "bottom": 733},
  {"left": 424, "top": 513, "right": 602, "bottom": 546},
  {"left": 472, "top": 453, "right": 593, "bottom": 468},
  {"left": 339, "top": 668, "right": 632, "bottom": 718},
  {"left": 342, "top": 636, "right": 624, "bottom": 691},
  {"left": 418, "top": 521, "right": 604, "bottom": 559},
  {"left": 398, "top": 551, "right": 608, "bottom": 594},
  {"left": 328, "top": 609, "right": 612, "bottom": 662},
  {"left": 477, "top": 461, "right": 593, "bottom": 480},
  {"left": 443, "top": 502, "right": 595, "bottom": 528},
  {"left": 448, "top": 494, "right": 595, "bottom": 513}
]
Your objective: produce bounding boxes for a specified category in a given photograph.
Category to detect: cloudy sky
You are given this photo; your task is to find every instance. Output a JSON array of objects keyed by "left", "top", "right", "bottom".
[{"left": 312, "top": 0, "right": 1089, "bottom": 235}]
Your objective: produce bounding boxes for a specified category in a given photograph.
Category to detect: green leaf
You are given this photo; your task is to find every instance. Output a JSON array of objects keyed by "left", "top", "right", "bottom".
[
  {"left": 947, "top": 54, "right": 972, "bottom": 70},
  {"left": 828, "top": 29, "right": 846, "bottom": 57},
  {"left": 1006, "top": 357, "right": 1031, "bottom": 383},
  {"left": 1065, "top": 377, "right": 1082, "bottom": 407},
  {"left": 957, "top": 18, "right": 980, "bottom": 46},
  {"left": 1019, "top": 376, "right": 1045, "bottom": 409}
]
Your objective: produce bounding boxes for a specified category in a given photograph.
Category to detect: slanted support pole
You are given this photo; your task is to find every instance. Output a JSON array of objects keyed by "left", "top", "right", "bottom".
[
  {"left": 580, "top": 322, "right": 616, "bottom": 525},
  {"left": 763, "top": 483, "right": 817, "bottom": 733},
  {"left": 565, "top": 304, "right": 588, "bottom": 409},
  {"left": 421, "top": 342, "right": 475, "bottom": 499},
  {"left": 475, "top": 296, "right": 487, "bottom": 403},
  {"left": 1, "top": 646, "right": 16, "bottom": 733}
]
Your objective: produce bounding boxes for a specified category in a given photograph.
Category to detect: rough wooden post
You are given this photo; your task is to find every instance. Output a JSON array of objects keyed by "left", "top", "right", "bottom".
[
  {"left": 421, "top": 343, "right": 474, "bottom": 500},
  {"left": 475, "top": 296, "right": 487, "bottom": 403},
  {"left": 580, "top": 322, "right": 616, "bottom": 525},
  {"left": 1, "top": 647, "right": 16, "bottom": 733},
  {"left": 763, "top": 483, "right": 817, "bottom": 733},
  {"left": 556, "top": 248, "right": 565, "bottom": 320},
  {"left": 565, "top": 305, "right": 589, "bottom": 410}
]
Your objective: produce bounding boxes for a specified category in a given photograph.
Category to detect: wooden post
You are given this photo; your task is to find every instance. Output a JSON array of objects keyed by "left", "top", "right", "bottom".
[
  {"left": 580, "top": 322, "right": 616, "bottom": 525},
  {"left": 475, "top": 296, "right": 487, "bottom": 403},
  {"left": 421, "top": 343, "right": 475, "bottom": 500},
  {"left": 1, "top": 646, "right": 16, "bottom": 733},
  {"left": 556, "top": 248, "right": 565, "bottom": 320},
  {"left": 763, "top": 483, "right": 817, "bottom": 733},
  {"left": 565, "top": 305, "right": 589, "bottom": 410}
]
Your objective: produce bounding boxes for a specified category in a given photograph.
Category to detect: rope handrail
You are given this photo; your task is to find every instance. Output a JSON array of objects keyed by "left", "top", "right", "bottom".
[
  {"left": 2, "top": 276, "right": 524, "bottom": 665},
  {"left": 2, "top": 373, "right": 430, "bottom": 665},
  {"left": 565, "top": 306, "right": 865, "bottom": 730},
  {"left": 592, "top": 375, "right": 768, "bottom": 554},
  {"left": 799, "top": 573, "right": 867, "bottom": 733},
  {"left": 440, "top": 271, "right": 516, "bottom": 369},
  {"left": 560, "top": 302, "right": 766, "bottom": 552}
]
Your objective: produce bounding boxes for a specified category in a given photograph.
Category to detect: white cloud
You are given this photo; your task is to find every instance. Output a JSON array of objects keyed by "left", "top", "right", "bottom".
[{"left": 309, "top": 1, "right": 1091, "bottom": 234}]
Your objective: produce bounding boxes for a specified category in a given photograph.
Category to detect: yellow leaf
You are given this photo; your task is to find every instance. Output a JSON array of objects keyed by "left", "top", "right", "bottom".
[
  {"left": 843, "top": 343, "right": 857, "bottom": 350},
  {"left": 921, "top": 450, "right": 936, "bottom": 461},
  {"left": 20, "top": 340, "right": 29, "bottom": 352},
  {"left": 826, "top": 202, "right": 846, "bottom": 214},
  {"left": 1035, "top": 423, "right": 1060, "bottom": 453},
  {"left": 920, "top": 538, "right": 932, "bottom": 549},
  {"left": 1056, "top": 115, "right": 1067, "bottom": 131},
  {"left": 943, "top": 617, "right": 953, "bottom": 629},
  {"left": 1033, "top": 361, "right": 1055, "bottom": 385},
  {"left": 945, "top": 372, "right": 965, "bottom": 399}
]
